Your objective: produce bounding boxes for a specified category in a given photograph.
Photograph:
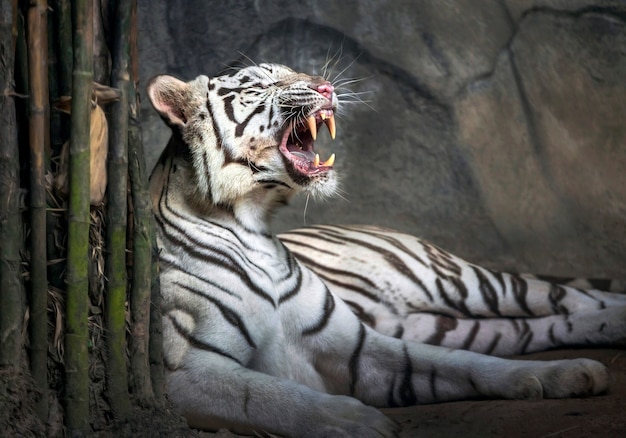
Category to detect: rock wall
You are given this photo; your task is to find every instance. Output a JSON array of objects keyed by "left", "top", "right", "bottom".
[{"left": 138, "top": 0, "right": 626, "bottom": 276}]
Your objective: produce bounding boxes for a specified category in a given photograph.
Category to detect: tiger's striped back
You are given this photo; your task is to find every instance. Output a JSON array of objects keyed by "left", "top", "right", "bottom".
[{"left": 280, "top": 224, "right": 626, "bottom": 355}]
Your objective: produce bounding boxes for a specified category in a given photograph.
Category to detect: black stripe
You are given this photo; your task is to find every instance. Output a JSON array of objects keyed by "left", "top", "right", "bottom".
[
  {"left": 331, "top": 225, "right": 429, "bottom": 268},
  {"left": 424, "top": 243, "right": 463, "bottom": 276},
  {"left": 485, "top": 268, "right": 506, "bottom": 293},
  {"left": 472, "top": 266, "right": 501, "bottom": 316},
  {"left": 257, "top": 178, "right": 292, "bottom": 189},
  {"left": 279, "top": 236, "right": 340, "bottom": 257},
  {"left": 285, "top": 228, "right": 348, "bottom": 246},
  {"left": 461, "top": 321, "right": 480, "bottom": 350},
  {"left": 549, "top": 284, "right": 569, "bottom": 314},
  {"left": 159, "top": 253, "right": 242, "bottom": 300},
  {"left": 342, "top": 300, "right": 377, "bottom": 327},
  {"left": 156, "top": 174, "right": 276, "bottom": 306},
  {"left": 349, "top": 324, "right": 366, "bottom": 396},
  {"left": 302, "top": 288, "right": 336, "bottom": 335},
  {"left": 519, "top": 320, "right": 533, "bottom": 353},
  {"left": 316, "top": 227, "right": 435, "bottom": 302},
  {"left": 435, "top": 276, "right": 471, "bottom": 317},
  {"left": 484, "top": 332, "right": 502, "bottom": 355},
  {"left": 277, "top": 261, "right": 303, "bottom": 304},
  {"left": 424, "top": 315, "right": 458, "bottom": 346},
  {"left": 510, "top": 274, "right": 535, "bottom": 316},
  {"left": 399, "top": 344, "right": 417, "bottom": 405},
  {"left": 173, "top": 281, "right": 257, "bottom": 349},
  {"left": 167, "top": 313, "right": 242, "bottom": 365},
  {"left": 235, "top": 103, "right": 266, "bottom": 137},
  {"left": 548, "top": 323, "right": 557, "bottom": 346},
  {"left": 206, "top": 96, "right": 226, "bottom": 151}
]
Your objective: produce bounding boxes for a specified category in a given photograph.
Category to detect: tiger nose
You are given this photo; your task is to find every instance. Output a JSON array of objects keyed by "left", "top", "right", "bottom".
[{"left": 314, "top": 82, "right": 334, "bottom": 100}]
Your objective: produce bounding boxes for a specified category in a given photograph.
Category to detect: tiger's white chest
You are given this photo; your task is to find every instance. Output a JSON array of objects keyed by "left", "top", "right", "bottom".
[{"left": 158, "top": 214, "right": 332, "bottom": 384}]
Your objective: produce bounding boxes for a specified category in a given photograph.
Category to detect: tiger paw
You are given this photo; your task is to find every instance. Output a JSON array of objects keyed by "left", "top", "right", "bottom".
[
  {"left": 302, "top": 394, "right": 399, "bottom": 438},
  {"left": 510, "top": 358, "right": 609, "bottom": 400}
]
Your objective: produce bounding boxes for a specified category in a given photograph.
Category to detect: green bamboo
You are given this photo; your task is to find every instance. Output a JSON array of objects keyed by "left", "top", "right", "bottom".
[
  {"left": 0, "top": 0, "right": 25, "bottom": 368},
  {"left": 105, "top": 0, "right": 131, "bottom": 417},
  {"left": 26, "top": 0, "right": 49, "bottom": 422},
  {"left": 64, "top": 0, "right": 93, "bottom": 431},
  {"left": 127, "top": 0, "right": 154, "bottom": 403}
]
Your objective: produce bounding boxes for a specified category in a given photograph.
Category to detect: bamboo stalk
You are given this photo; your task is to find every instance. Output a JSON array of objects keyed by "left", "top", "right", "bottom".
[
  {"left": 105, "top": 0, "right": 131, "bottom": 417},
  {"left": 93, "top": 0, "right": 109, "bottom": 84},
  {"left": 137, "top": 0, "right": 165, "bottom": 396},
  {"left": 54, "top": 0, "right": 72, "bottom": 96},
  {"left": 127, "top": 0, "right": 154, "bottom": 405},
  {"left": 149, "top": 236, "right": 165, "bottom": 400},
  {"left": 0, "top": 0, "right": 25, "bottom": 368},
  {"left": 26, "top": 0, "right": 49, "bottom": 423},
  {"left": 46, "top": 1, "right": 66, "bottom": 293},
  {"left": 64, "top": 0, "right": 93, "bottom": 431}
]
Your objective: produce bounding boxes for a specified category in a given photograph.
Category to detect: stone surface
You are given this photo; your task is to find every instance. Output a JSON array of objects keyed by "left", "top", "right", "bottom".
[{"left": 138, "top": 0, "right": 626, "bottom": 276}]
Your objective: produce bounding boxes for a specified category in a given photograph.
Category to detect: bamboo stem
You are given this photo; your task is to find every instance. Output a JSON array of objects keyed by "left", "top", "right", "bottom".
[
  {"left": 105, "top": 0, "right": 131, "bottom": 417},
  {"left": 0, "top": 0, "right": 25, "bottom": 368},
  {"left": 127, "top": 0, "right": 154, "bottom": 405},
  {"left": 54, "top": 0, "right": 72, "bottom": 96},
  {"left": 149, "top": 239, "right": 165, "bottom": 400},
  {"left": 64, "top": 0, "right": 93, "bottom": 432},
  {"left": 26, "top": 0, "right": 49, "bottom": 423}
]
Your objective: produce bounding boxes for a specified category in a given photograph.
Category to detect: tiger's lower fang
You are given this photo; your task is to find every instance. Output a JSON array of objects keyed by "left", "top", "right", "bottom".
[{"left": 322, "top": 153, "right": 335, "bottom": 167}]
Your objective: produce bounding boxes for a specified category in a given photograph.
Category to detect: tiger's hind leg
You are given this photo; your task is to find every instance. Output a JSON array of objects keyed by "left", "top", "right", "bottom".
[
  {"left": 309, "top": 301, "right": 610, "bottom": 408},
  {"left": 391, "top": 306, "right": 626, "bottom": 355}
]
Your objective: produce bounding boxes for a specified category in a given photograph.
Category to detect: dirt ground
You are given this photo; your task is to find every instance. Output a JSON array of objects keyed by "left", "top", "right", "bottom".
[{"left": 202, "top": 348, "right": 625, "bottom": 438}]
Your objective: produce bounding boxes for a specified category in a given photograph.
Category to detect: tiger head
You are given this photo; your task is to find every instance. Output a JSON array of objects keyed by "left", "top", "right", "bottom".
[{"left": 147, "top": 63, "right": 339, "bottom": 215}]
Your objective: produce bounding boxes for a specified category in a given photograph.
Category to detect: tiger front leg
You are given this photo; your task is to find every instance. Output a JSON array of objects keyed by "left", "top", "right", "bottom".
[{"left": 167, "top": 350, "right": 398, "bottom": 438}]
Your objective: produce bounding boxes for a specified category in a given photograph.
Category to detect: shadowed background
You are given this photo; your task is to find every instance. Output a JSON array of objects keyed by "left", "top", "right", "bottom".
[{"left": 137, "top": 0, "right": 626, "bottom": 277}]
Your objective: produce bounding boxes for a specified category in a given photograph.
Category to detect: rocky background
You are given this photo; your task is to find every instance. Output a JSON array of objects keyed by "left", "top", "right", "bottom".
[{"left": 137, "top": 0, "right": 626, "bottom": 277}]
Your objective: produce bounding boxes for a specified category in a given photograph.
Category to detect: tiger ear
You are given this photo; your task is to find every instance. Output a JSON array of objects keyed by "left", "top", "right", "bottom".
[{"left": 147, "top": 75, "right": 189, "bottom": 127}]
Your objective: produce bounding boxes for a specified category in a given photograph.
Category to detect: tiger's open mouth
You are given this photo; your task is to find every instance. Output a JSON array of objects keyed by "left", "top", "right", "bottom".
[{"left": 279, "top": 109, "right": 336, "bottom": 177}]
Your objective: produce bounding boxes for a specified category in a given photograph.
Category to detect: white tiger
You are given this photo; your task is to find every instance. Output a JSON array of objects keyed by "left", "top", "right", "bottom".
[{"left": 146, "top": 63, "right": 626, "bottom": 437}]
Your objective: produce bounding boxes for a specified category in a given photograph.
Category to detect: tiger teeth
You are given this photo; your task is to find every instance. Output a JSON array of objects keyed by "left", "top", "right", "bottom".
[
  {"left": 307, "top": 116, "right": 317, "bottom": 141},
  {"left": 324, "top": 114, "right": 336, "bottom": 140},
  {"left": 306, "top": 113, "right": 336, "bottom": 141},
  {"left": 322, "top": 153, "right": 335, "bottom": 167},
  {"left": 311, "top": 153, "right": 335, "bottom": 168}
]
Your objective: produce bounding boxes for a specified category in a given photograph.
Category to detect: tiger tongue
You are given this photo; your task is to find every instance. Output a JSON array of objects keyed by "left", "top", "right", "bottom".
[
  {"left": 290, "top": 150, "right": 316, "bottom": 162},
  {"left": 290, "top": 150, "right": 336, "bottom": 168}
]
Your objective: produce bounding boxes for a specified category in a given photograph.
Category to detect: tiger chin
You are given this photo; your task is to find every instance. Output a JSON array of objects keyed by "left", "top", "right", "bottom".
[{"left": 147, "top": 63, "right": 626, "bottom": 437}]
